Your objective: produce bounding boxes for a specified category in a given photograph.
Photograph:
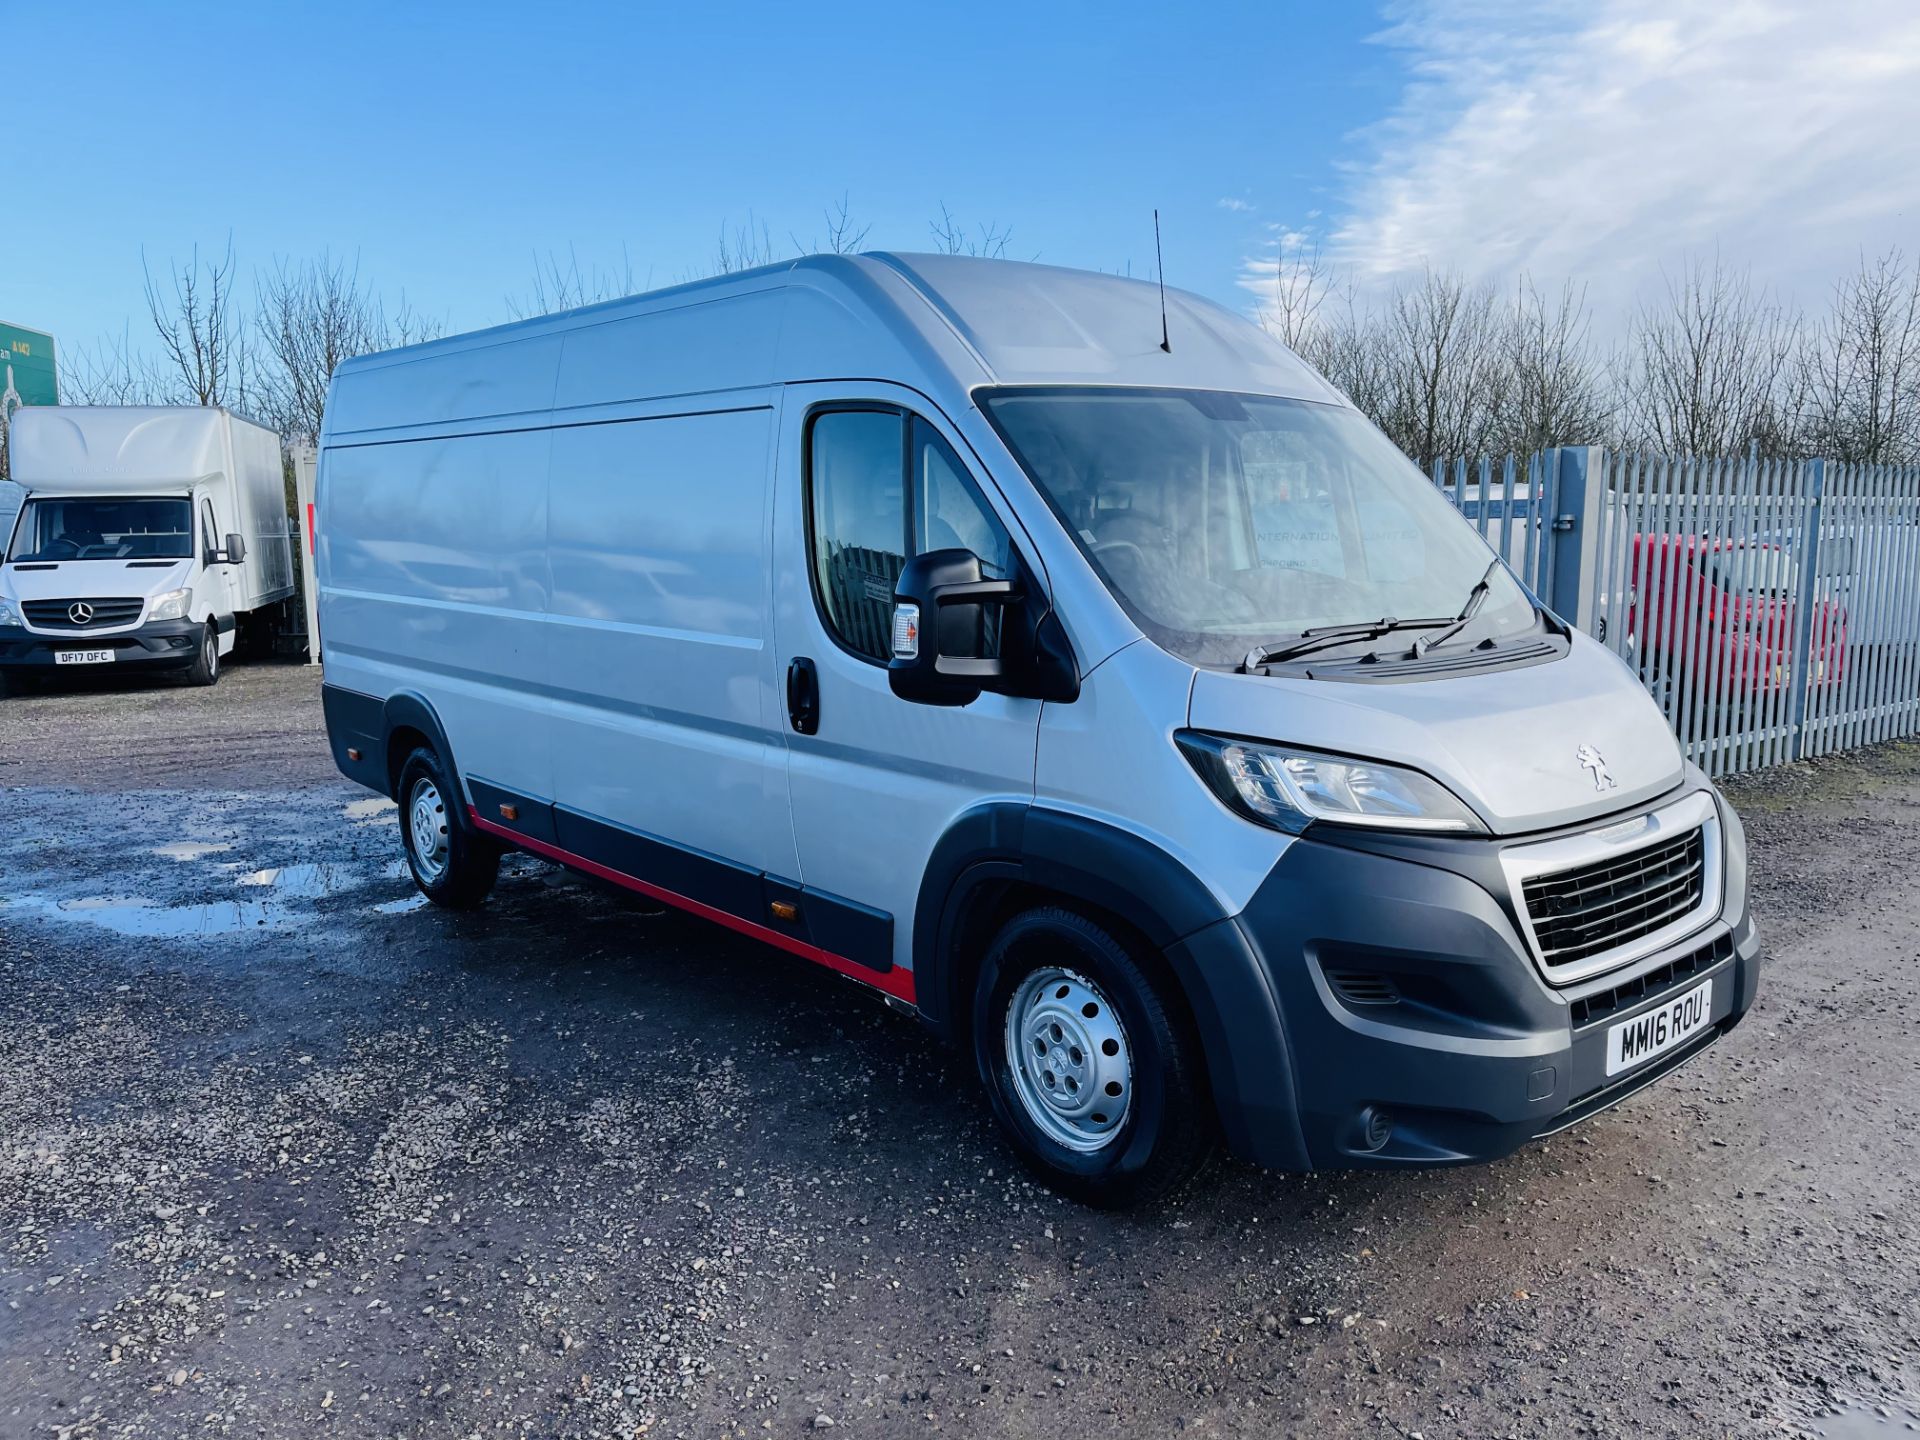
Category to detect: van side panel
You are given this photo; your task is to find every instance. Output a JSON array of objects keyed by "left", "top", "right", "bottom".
[
  {"left": 318, "top": 427, "right": 552, "bottom": 805},
  {"left": 545, "top": 404, "right": 799, "bottom": 880},
  {"left": 553, "top": 296, "right": 783, "bottom": 408}
]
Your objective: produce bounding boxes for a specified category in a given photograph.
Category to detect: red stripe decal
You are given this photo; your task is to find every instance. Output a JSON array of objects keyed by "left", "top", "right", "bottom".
[{"left": 469, "top": 809, "right": 916, "bottom": 1006}]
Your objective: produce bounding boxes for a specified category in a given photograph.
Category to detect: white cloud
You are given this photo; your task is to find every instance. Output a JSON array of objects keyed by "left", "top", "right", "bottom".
[
  {"left": 1279, "top": 0, "right": 1920, "bottom": 316},
  {"left": 1217, "top": 196, "right": 1254, "bottom": 212}
]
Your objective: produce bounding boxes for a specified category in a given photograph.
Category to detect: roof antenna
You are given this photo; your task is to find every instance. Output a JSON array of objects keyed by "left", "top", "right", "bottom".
[{"left": 1153, "top": 209, "right": 1172, "bottom": 352}]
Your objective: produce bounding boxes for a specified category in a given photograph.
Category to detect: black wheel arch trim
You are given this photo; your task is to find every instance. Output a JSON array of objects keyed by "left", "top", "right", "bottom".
[
  {"left": 913, "top": 802, "right": 1311, "bottom": 1170},
  {"left": 320, "top": 682, "right": 460, "bottom": 801}
]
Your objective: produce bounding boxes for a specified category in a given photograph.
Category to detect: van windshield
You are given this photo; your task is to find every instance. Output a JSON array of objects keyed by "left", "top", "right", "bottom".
[
  {"left": 7, "top": 497, "right": 194, "bottom": 563},
  {"left": 978, "top": 387, "right": 1538, "bottom": 667}
]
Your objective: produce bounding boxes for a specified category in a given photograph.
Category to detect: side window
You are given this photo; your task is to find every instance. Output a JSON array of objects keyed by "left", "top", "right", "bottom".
[
  {"left": 807, "top": 407, "right": 1015, "bottom": 664},
  {"left": 913, "top": 417, "right": 1011, "bottom": 580},
  {"left": 809, "top": 409, "right": 909, "bottom": 662},
  {"left": 202, "top": 499, "right": 218, "bottom": 557}
]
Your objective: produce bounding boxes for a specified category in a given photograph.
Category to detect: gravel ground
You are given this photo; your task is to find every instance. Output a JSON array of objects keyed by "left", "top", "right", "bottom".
[{"left": 1, "top": 663, "right": 1916, "bottom": 1440}]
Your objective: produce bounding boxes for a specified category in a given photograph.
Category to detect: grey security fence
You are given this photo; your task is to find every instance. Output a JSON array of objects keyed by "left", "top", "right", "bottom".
[{"left": 1433, "top": 448, "right": 1920, "bottom": 778}]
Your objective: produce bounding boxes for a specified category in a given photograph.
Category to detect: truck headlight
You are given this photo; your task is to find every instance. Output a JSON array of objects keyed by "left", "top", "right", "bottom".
[
  {"left": 0, "top": 596, "right": 17, "bottom": 627},
  {"left": 1176, "top": 731, "right": 1486, "bottom": 835},
  {"left": 147, "top": 587, "right": 193, "bottom": 622}
]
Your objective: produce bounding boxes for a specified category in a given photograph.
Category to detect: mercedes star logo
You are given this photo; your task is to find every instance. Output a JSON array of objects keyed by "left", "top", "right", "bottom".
[
  {"left": 1576, "top": 743, "right": 1616, "bottom": 792},
  {"left": 68, "top": 602, "right": 94, "bottom": 626}
]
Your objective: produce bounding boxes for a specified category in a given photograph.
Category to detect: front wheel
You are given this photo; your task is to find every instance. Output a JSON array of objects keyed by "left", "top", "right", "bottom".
[
  {"left": 397, "top": 747, "right": 500, "bottom": 909},
  {"left": 184, "top": 623, "right": 221, "bottom": 687},
  {"left": 972, "top": 907, "right": 1214, "bottom": 1208}
]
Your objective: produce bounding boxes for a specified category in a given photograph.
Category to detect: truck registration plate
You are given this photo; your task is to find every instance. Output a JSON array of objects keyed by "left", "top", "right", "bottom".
[
  {"left": 55, "top": 649, "right": 115, "bottom": 666},
  {"left": 1605, "top": 977, "right": 1713, "bottom": 1077}
]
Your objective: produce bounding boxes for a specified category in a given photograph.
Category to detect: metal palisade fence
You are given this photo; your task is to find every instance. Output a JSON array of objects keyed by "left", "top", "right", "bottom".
[{"left": 1434, "top": 448, "right": 1920, "bottom": 777}]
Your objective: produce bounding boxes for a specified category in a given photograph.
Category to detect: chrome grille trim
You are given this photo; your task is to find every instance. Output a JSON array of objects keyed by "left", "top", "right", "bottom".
[{"left": 1501, "top": 790, "right": 1723, "bottom": 986}]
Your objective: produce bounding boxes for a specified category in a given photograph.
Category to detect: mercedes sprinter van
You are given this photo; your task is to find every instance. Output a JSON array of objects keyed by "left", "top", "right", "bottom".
[
  {"left": 0, "top": 406, "right": 295, "bottom": 691},
  {"left": 317, "top": 254, "right": 1757, "bottom": 1206}
]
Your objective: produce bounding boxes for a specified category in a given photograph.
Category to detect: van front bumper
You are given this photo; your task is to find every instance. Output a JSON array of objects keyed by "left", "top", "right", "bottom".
[
  {"left": 0, "top": 619, "right": 204, "bottom": 671},
  {"left": 1181, "top": 783, "right": 1759, "bottom": 1172}
]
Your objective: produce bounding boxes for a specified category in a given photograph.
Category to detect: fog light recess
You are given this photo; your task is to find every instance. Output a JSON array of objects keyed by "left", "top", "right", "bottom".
[{"left": 1357, "top": 1106, "right": 1394, "bottom": 1153}]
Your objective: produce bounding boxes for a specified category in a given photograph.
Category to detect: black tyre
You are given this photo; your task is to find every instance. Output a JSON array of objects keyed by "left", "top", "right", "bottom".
[
  {"left": 972, "top": 906, "right": 1215, "bottom": 1208},
  {"left": 396, "top": 746, "right": 500, "bottom": 909},
  {"left": 184, "top": 623, "right": 221, "bottom": 687}
]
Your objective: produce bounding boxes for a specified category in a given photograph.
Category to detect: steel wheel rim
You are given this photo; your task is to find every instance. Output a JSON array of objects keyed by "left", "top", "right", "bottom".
[
  {"left": 407, "top": 775, "right": 450, "bottom": 884},
  {"left": 1004, "top": 966, "right": 1133, "bottom": 1153},
  {"left": 205, "top": 630, "right": 218, "bottom": 677}
]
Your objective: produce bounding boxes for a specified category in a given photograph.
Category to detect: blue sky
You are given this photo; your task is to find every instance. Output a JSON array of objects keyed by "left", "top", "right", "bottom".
[
  {"left": 5, "top": 1, "right": 1394, "bottom": 352},
  {"left": 9, "top": 0, "right": 1919, "bottom": 366}
]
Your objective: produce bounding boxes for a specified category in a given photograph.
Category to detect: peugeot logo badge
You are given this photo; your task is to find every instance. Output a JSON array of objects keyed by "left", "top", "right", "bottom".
[
  {"left": 1576, "top": 743, "right": 1616, "bottom": 792},
  {"left": 68, "top": 602, "right": 94, "bottom": 626}
]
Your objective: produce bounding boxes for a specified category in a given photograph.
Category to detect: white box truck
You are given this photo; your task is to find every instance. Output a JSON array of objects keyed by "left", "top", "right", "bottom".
[
  {"left": 0, "top": 406, "right": 294, "bottom": 691},
  {"left": 318, "top": 254, "right": 1757, "bottom": 1206}
]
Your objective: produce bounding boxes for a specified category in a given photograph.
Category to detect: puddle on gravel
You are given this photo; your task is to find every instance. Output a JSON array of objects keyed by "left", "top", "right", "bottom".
[
  {"left": 235, "top": 861, "right": 405, "bottom": 896},
  {"left": 151, "top": 840, "right": 234, "bottom": 862},
  {"left": 3, "top": 857, "right": 418, "bottom": 937},
  {"left": 344, "top": 796, "right": 397, "bottom": 823},
  {"left": 1820, "top": 1400, "right": 1920, "bottom": 1436}
]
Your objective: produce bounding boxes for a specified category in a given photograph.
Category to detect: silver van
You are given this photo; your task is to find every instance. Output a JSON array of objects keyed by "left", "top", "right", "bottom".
[{"left": 317, "top": 254, "right": 1756, "bottom": 1206}]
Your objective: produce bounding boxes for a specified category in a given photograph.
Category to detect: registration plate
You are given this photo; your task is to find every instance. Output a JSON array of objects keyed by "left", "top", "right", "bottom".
[
  {"left": 55, "top": 648, "right": 115, "bottom": 666},
  {"left": 1605, "top": 977, "right": 1713, "bottom": 1077}
]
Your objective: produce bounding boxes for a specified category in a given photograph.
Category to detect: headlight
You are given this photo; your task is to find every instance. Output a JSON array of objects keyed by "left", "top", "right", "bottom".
[
  {"left": 0, "top": 596, "right": 17, "bottom": 627},
  {"left": 1176, "top": 731, "right": 1486, "bottom": 835},
  {"left": 147, "top": 587, "right": 193, "bottom": 622}
]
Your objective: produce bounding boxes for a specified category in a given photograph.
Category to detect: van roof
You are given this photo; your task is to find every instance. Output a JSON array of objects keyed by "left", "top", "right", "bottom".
[{"left": 324, "top": 253, "right": 1339, "bottom": 441}]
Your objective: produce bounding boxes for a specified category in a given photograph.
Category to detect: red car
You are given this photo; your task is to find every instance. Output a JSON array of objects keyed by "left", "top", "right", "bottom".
[{"left": 1624, "top": 534, "right": 1847, "bottom": 711}]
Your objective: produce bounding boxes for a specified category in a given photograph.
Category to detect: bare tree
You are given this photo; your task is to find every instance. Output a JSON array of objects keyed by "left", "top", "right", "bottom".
[
  {"left": 61, "top": 326, "right": 166, "bottom": 406},
  {"left": 1258, "top": 231, "right": 1336, "bottom": 350},
  {"left": 1499, "top": 276, "right": 1611, "bottom": 454},
  {"left": 507, "top": 246, "right": 644, "bottom": 320},
  {"left": 929, "top": 204, "right": 1014, "bottom": 259},
  {"left": 710, "top": 214, "right": 779, "bottom": 275},
  {"left": 1376, "top": 268, "right": 1512, "bottom": 468},
  {"left": 143, "top": 238, "right": 253, "bottom": 408},
  {"left": 258, "top": 253, "right": 443, "bottom": 444},
  {"left": 1795, "top": 248, "right": 1920, "bottom": 464},
  {"left": 1616, "top": 256, "right": 1799, "bottom": 456},
  {"left": 1297, "top": 292, "right": 1394, "bottom": 426},
  {"left": 791, "top": 193, "right": 871, "bottom": 256}
]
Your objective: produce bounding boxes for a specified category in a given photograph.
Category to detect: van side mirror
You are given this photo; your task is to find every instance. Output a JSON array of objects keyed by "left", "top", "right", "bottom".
[
  {"left": 223, "top": 533, "right": 247, "bottom": 564},
  {"left": 888, "top": 548, "right": 1019, "bottom": 707}
]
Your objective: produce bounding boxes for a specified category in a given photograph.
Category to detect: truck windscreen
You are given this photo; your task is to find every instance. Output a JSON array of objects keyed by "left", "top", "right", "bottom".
[{"left": 7, "top": 498, "right": 194, "bottom": 563}]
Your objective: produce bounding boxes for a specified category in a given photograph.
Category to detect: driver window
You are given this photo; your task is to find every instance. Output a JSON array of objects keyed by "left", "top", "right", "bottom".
[
  {"left": 912, "top": 417, "right": 1010, "bottom": 580},
  {"left": 806, "top": 407, "right": 1015, "bottom": 665},
  {"left": 202, "top": 499, "right": 219, "bottom": 558}
]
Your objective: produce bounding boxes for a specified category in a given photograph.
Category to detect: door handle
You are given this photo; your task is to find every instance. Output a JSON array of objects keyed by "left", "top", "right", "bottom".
[{"left": 786, "top": 656, "right": 819, "bottom": 735}]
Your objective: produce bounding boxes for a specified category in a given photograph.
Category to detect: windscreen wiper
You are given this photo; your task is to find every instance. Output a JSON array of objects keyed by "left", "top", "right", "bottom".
[
  {"left": 1241, "top": 616, "right": 1452, "bottom": 672},
  {"left": 1410, "top": 559, "right": 1502, "bottom": 659}
]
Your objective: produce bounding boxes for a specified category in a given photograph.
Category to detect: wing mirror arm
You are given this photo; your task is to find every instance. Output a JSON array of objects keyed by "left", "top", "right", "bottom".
[{"left": 888, "top": 550, "right": 1021, "bottom": 706}]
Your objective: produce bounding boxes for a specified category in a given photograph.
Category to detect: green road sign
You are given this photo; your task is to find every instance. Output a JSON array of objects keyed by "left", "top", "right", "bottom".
[{"left": 0, "top": 321, "right": 58, "bottom": 417}]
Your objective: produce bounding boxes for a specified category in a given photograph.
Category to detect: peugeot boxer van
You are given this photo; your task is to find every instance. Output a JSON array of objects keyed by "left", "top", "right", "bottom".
[{"left": 317, "top": 254, "right": 1757, "bottom": 1206}]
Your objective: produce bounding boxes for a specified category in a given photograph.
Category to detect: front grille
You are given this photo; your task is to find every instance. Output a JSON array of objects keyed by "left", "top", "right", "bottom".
[
  {"left": 1569, "top": 931, "right": 1734, "bottom": 1028},
  {"left": 22, "top": 597, "right": 146, "bottom": 629},
  {"left": 1522, "top": 827, "right": 1706, "bottom": 972}
]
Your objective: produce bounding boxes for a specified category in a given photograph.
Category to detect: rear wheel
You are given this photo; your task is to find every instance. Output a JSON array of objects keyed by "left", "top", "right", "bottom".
[
  {"left": 972, "top": 907, "right": 1214, "bottom": 1208},
  {"left": 184, "top": 623, "right": 221, "bottom": 687},
  {"left": 397, "top": 746, "right": 500, "bottom": 909}
]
